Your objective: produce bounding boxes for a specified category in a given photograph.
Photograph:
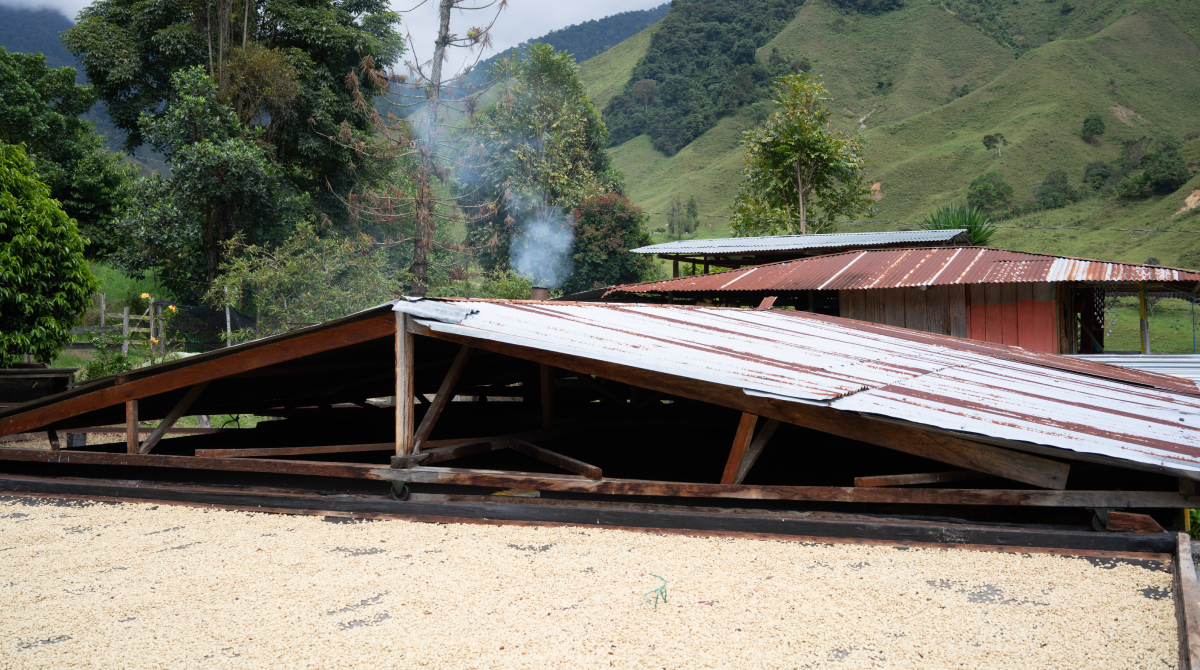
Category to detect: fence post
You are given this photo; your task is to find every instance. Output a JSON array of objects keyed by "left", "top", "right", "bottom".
[
  {"left": 121, "top": 307, "right": 130, "bottom": 355},
  {"left": 225, "top": 305, "right": 232, "bottom": 348},
  {"left": 156, "top": 304, "right": 165, "bottom": 355}
]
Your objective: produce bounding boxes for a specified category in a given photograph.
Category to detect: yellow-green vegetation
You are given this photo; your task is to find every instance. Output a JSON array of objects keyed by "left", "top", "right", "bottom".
[
  {"left": 577, "top": 25, "right": 660, "bottom": 112},
  {"left": 583, "top": 0, "right": 1200, "bottom": 264}
]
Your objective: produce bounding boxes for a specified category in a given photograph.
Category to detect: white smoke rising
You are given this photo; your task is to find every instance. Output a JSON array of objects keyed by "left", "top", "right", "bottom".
[{"left": 509, "top": 219, "right": 573, "bottom": 289}]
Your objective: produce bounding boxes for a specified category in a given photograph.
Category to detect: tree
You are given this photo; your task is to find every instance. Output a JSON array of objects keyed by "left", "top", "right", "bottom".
[
  {"left": 731, "top": 73, "right": 873, "bottom": 237},
  {"left": 921, "top": 205, "right": 995, "bottom": 246},
  {"left": 1118, "top": 134, "right": 1190, "bottom": 200},
  {"left": 982, "top": 133, "right": 1008, "bottom": 157},
  {"left": 966, "top": 171, "right": 1013, "bottom": 212},
  {"left": 466, "top": 43, "right": 619, "bottom": 287},
  {"left": 113, "top": 67, "right": 305, "bottom": 297},
  {"left": 0, "top": 48, "right": 135, "bottom": 256},
  {"left": 560, "top": 193, "right": 660, "bottom": 294},
  {"left": 1081, "top": 112, "right": 1105, "bottom": 145},
  {"left": 632, "top": 79, "right": 658, "bottom": 113},
  {"left": 1033, "top": 169, "right": 1080, "bottom": 210},
  {"left": 0, "top": 143, "right": 100, "bottom": 366},
  {"left": 686, "top": 195, "right": 700, "bottom": 233},
  {"left": 667, "top": 194, "right": 684, "bottom": 239},
  {"left": 63, "top": 0, "right": 403, "bottom": 222}
]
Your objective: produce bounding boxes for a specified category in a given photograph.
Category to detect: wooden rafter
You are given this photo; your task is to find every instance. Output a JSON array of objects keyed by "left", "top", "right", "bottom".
[
  {"left": 139, "top": 382, "right": 210, "bottom": 454},
  {"left": 855, "top": 471, "right": 985, "bottom": 487},
  {"left": 720, "top": 413, "right": 758, "bottom": 485},
  {"left": 509, "top": 439, "right": 602, "bottom": 480},
  {"left": 411, "top": 344, "right": 473, "bottom": 452},
  {"left": 730, "top": 419, "right": 780, "bottom": 485}
]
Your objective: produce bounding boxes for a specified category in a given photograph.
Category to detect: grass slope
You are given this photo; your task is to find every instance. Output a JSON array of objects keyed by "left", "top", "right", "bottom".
[
  {"left": 577, "top": 25, "right": 660, "bottom": 112},
  {"left": 586, "top": 0, "right": 1200, "bottom": 264}
]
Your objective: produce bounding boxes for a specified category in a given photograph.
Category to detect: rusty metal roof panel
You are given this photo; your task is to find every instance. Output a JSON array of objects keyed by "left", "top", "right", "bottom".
[
  {"left": 400, "top": 299, "right": 1200, "bottom": 476},
  {"left": 630, "top": 230, "right": 970, "bottom": 255},
  {"left": 606, "top": 248, "right": 1200, "bottom": 295}
]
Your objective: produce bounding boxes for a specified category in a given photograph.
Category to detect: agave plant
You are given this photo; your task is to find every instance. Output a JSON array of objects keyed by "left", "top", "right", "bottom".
[{"left": 920, "top": 204, "right": 996, "bottom": 246}]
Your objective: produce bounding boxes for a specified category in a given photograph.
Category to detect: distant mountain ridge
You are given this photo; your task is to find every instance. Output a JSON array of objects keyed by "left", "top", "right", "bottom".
[{"left": 0, "top": 6, "right": 77, "bottom": 72}]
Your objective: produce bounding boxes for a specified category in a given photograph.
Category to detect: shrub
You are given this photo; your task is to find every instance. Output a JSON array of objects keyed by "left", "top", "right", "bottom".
[
  {"left": 1118, "top": 134, "right": 1190, "bottom": 200},
  {"left": 966, "top": 171, "right": 1013, "bottom": 212},
  {"left": 921, "top": 204, "right": 996, "bottom": 246},
  {"left": 1033, "top": 169, "right": 1082, "bottom": 210}
]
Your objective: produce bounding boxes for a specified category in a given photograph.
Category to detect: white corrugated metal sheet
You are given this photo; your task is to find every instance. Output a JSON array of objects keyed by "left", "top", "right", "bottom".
[
  {"left": 631, "top": 230, "right": 969, "bottom": 255},
  {"left": 396, "top": 299, "right": 1200, "bottom": 476},
  {"left": 1075, "top": 355, "right": 1200, "bottom": 382}
]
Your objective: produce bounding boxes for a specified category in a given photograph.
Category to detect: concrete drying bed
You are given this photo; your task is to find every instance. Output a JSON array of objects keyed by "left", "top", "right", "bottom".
[{"left": 0, "top": 496, "right": 1179, "bottom": 668}]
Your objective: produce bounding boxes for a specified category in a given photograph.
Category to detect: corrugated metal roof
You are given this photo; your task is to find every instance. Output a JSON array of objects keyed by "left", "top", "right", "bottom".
[
  {"left": 399, "top": 299, "right": 1200, "bottom": 477},
  {"left": 1074, "top": 355, "right": 1200, "bottom": 382},
  {"left": 630, "top": 230, "right": 970, "bottom": 255},
  {"left": 607, "top": 247, "right": 1200, "bottom": 295}
]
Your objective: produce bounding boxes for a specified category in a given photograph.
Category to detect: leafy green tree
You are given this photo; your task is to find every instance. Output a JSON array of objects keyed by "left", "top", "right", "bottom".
[
  {"left": 0, "top": 48, "right": 136, "bottom": 256},
  {"left": 667, "top": 194, "right": 684, "bottom": 238},
  {"left": 1118, "top": 134, "right": 1191, "bottom": 200},
  {"left": 686, "top": 195, "right": 701, "bottom": 233},
  {"left": 731, "top": 73, "right": 873, "bottom": 237},
  {"left": 114, "top": 67, "right": 306, "bottom": 297},
  {"left": 1081, "top": 112, "right": 1105, "bottom": 145},
  {"left": 966, "top": 171, "right": 1013, "bottom": 212},
  {"left": 468, "top": 43, "right": 619, "bottom": 275},
  {"left": 1033, "top": 169, "right": 1081, "bottom": 210},
  {"left": 560, "top": 193, "right": 660, "bottom": 294},
  {"left": 63, "top": 0, "right": 402, "bottom": 221},
  {"left": 921, "top": 204, "right": 995, "bottom": 246},
  {"left": 0, "top": 143, "right": 100, "bottom": 366},
  {"left": 1083, "top": 161, "right": 1114, "bottom": 191},
  {"left": 982, "top": 133, "right": 1008, "bottom": 157}
]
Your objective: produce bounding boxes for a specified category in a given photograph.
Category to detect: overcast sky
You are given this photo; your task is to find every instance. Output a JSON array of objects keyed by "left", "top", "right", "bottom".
[{"left": 3, "top": 0, "right": 663, "bottom": 56}]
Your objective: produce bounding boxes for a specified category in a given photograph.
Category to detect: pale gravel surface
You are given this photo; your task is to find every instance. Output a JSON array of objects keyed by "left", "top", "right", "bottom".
[{"left": 0, "top": 497, "right": 1179, "bottom": 669}]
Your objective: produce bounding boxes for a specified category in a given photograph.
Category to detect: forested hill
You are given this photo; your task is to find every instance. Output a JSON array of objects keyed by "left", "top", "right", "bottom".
[
  {"left": 0, "top": 6, "right": 77, "bottom": 72},
  {"left": 464, "top": 3, "right": 668, "bottom": 86}
]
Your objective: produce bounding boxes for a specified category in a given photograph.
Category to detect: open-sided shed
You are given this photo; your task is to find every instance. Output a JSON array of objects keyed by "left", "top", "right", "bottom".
[{"left": 1, "top": 298, "right": 1199, "bottom": 525}]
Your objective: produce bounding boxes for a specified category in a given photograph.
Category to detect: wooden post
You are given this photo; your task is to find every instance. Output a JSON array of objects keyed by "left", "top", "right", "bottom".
[
  {"left": 98, "top": 291, "right": 106, "bottom": 331},
  {"left": 540, "top": 364, "right": 555, "bottom": 430},
  {"left": 125, "top": 400, "right": 138, "bottom": 453},
  {"left": 1140, "top": 282, "right": 1151, "bottom": 355},
  {"left": 225, "top": 305, "right": 233, "bottom": 347},
  {"left": 672, "top": 259, "right": 679, "bottom": 278},
  {"left": 121, "top": 307, "right": 130, "bottom": 355},
  {"left": 395, "top": 312, "right": 414, "bottom": 457},
  {"left": 1175, "top": 532, "right": 1200, "bottom": 669},
  {"left": 721, "top": 413, "right": 759, "bottom": 484}
]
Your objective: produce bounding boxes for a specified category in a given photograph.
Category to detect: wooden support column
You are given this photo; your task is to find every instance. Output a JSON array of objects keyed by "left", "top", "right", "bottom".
[
  {"left": 1176, "top": 532, "right": 1200, "bottom": 669},
  {"left": 672, "top": 259, "right": 679, "bottom": 278},
  {"left": 139, "top": 382, "right": 210, "bottom": 454},
  {"left": 721, "top": 413, "right": 759, "bottom": 484},
  {"left": 395, "top": 312, "right": 414, "bottom": 457},
  {"left": 125, "top": 400, "right": 138, "bottom": 453},
  {"left": 411, "top": 345, "right": 473, "bottom": 452},
  {"left": 540, "top": 364, "right": 555, "bottom": 430}
]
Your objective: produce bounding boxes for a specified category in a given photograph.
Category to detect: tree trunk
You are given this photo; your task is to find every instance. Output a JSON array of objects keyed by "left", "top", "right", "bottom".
[
  {"left": 243, "top": 0, "right": 250, "bottom": 50},
  {"left": 218, "top": 0, "right": 231, "bottom": 95},
  {"left": 409, "top": 0, "right": 454, "bottom": 296},
  {"left": 207, "top": 0, "right": 214, "bottom": 78},
  {"left": 795, "top": 159, "right": 807, "bottom": 235}
]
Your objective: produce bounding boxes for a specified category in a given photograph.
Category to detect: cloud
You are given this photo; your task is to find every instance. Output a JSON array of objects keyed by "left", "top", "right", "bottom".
[{"left": 0, "top": 0, "right": 88, "bottom": 20}]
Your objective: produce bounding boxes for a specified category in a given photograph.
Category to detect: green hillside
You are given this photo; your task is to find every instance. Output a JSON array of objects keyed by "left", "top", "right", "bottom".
[{"left": 581, "top": 0, "right": 1200, "bottom": 267}]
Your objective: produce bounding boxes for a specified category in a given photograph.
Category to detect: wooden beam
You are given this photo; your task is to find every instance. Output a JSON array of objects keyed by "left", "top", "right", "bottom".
[
  {"left": 421, "top": 439, "right": 509, "bottom": 465},
  {"left": 196, "top": 442, "right": 395, "bottom": 459},
  {"left": 412, "top": 345, "right": 473, "bottom": 452},
  {"left": 540, "top": 364, "right": 555, "bottom": 430},
  {"left": 139, "top": 382, "right": 210, "bottom": 454},
  {"left": 732, "top": 419, "right": 780, "bottom": 485},
  {"left": 379, "top": 465, "right": 1192, "bottom": 508},
  {"left": 509, "top": 439, "right": 602, "bottom": 479},
  {"left": 47, "top": 429, "right": 60, "bottom": 451},
  {"left": 720, "top": 413, "right": 758, "bottom": 484},
  {"left": 0, "top": 312, "right": 396, "bottom": 438},
  {"left": 1177, "top": 532, "right": 1200, "bottom": 670},
  {"left": 855, "top": 470, "right": 986, "bottom": 487},
  {"left": 395, "top": 312, "right": 414, "bottom": 457},
  {"left": 1105, "top": 511, "right": 1165, "bottom": 534},
  {"left": 406, "top": 320, "right": 1070, "bottom": 489},
  {"left": 125, "top": 400, "right": 138, "bottom": 454},
  {"left": 575, "top": 374, "right": 630, "bottom": 408}
]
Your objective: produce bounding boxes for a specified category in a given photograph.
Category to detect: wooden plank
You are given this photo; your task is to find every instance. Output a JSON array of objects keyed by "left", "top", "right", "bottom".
[
  {"left": 0, "top": 313, "right": 396, "bottom": 438},
  {"left": 139, "top": 382, "right": 210, "bottom": 454},
  {"left": 884, "top": 288, "right": 906, "bottom": 327},
  {"left": 125, "top": 400, "right": 138, "bottom": 454},
  {"left": 925, "top": 285, "right": 950, "bottom": 335},
  {"left": 870, "top": 290, "right": 886, "bottom": 324},
  {"left": 540, "top": 364, "right": 555, "bottom": 430},
  {"left": 1176, "top": 532, "right": 1200, "bottom": 669},
  {"left": 948, "top": 285, "right": 968, "bottom": 338},
  {"left": 421, "top": 439, "right": 509, "bottom": 465},
  {"left": 903, "top": 288, "right": 926, "bottom": 331},
  {"left": 1032, "top": 284, "right": 1056, "bottom": 354},
  {"left": 1106, "top": 511, "right": 1165, "bottom": 533},
  {"left": 196, "top": 443, "right": 395, "bottom": 458},
  {"left": 967, "top": 284, "right": 984, "bottom": 340},
  {"left": 395, "top": 312, "right": 414, "bottom": 457},
  {"left": 411, "top": 344, "right": 473, "bottom": 452},
  {"left": 407, "top": 320, "right": 1072, "bottom": 490},
  {"left": 984, "top": 284, "right": 1004, "bottom": 343},
  {"left": 720, "top": 413, "right": 759, "bottom": 485},
  {"left": 855, "top": 470, "right": 985, "bottom": 487},
  {"left": 381, "top": 465, "right": 1188, "bottom": 507},
  {"left": 509, "top": 439, "right": 602, "bottom": 480},
  {"left": 0, "top": 447, "right": 390, "bottom": 480},
  {"left": 732, "top": 419, "right": 780, "bottom": 485},
  {"left": 1016, "top": 283, "right": 1035, "bottom": 350},
  {"left": 1001, "top": 283, "right": 1019, "bottom": 345}
]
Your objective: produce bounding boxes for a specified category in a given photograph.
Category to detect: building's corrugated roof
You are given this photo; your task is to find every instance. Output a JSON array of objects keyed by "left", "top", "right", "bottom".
[
  {"left": 1074, "top": 355, "right": 1200, "bottom": 382},
  {"left": 630, "top": 230, "right": 970, "bottom": 256},
  {"left": 606, "top": 247, "right": 1200, "bottom": 295},
  {"left": 399, "top": 299, "right": 1200, "bottom": 477}
]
